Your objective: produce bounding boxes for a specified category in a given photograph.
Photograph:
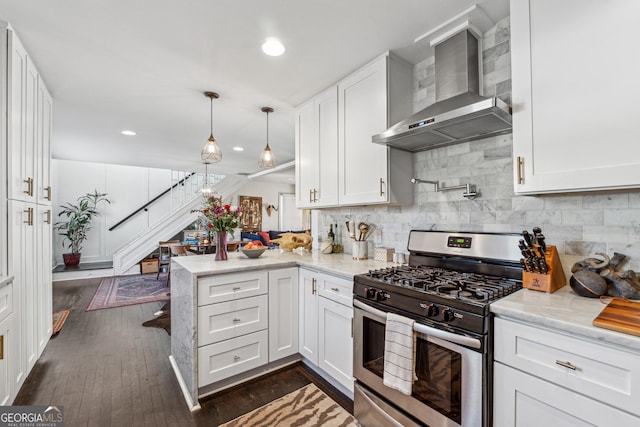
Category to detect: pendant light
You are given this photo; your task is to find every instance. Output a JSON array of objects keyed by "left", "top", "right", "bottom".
[
  {"left": 201, "top": 91, "right": 222, "bottom": 163},
  {"left": 199, "top": 162, "right": 215, "bottom": 196},
  {"left": 258, "top": 106, "right": 277, "bottom": 169}
]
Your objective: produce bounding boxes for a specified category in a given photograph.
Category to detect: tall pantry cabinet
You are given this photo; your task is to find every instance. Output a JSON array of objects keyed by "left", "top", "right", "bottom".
[{"left": 1, "top": 21, "right": 53, "bottom": 405}]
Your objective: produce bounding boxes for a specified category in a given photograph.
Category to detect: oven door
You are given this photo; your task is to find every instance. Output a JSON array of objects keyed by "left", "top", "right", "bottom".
[{"left": 353, "top": 300, "right": 485, "bottom": 427}]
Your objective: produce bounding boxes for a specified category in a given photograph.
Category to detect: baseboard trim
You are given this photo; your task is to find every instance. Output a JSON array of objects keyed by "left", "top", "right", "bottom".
[{"left": 169, "top": 355, "right": 201, "bottom": 412}]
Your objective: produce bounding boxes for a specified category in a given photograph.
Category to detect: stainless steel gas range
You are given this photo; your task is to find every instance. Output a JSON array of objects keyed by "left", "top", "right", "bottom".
[{"left": 353, "top": 230, "right": 524, "bottom": 427}]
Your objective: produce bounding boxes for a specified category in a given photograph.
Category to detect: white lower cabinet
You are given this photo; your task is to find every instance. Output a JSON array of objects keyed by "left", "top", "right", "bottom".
[
  {"left": 493, "top": 317, "right": 640, "bottom": 426},
  {"left": 268, "top": 268, "right": 299, "bottom": 362},
  {"left": 318, "top": 296, "right": 353, "bottom": 392},
  {"left": 299, "top": 268, "right": 353, "bottom": 393},
  {"left": 494, "top": 363, "right": 639, "bottom": 427},
  {"left": 198, "top": 330, "right": 269, "bottom": 386},
  {"left": 299, "top": 269, "right": 318, "bottom": 364},
  {"left": 196, "top": 268, "right": 298, "bottom": 389}
]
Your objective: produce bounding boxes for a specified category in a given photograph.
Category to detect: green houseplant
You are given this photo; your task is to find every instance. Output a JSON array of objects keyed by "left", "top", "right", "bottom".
[{"left": 54, "top": 190, "right": 111, "bottom": 266}]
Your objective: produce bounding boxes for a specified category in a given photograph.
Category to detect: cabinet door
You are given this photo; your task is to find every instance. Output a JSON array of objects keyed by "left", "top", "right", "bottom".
[
  {"left": 36, "top": 77, "right": 53, "bottom": 205},
  {"left": 315, "top": 87, "right": 339, "bottom": 206},
  {"left": 268, "top": 268, "right": 299, "bottom": 361},
  {"left": 338, "top": 55, "right": 390, "bottom": 205},
  {"left": 8, "top": 31, "right": 29, "bottom": 201},
  {"left": 494, "top": 363, "right": 640, "bottom": 427},
  {"left": 36, "top": 206, "right": 52, "bottom": 355},
  {"left": 0, "top": 313, "right": 14, "bottom": 406},
  {"left": 298, "top": 269, "right": 318, "bottom": 364},
  {"left": 7, "top": 201, "right": 29, "bottom": 389},
  {"left": 295, "top": 100, "right": 318, "bottom": 208},
  {"left": 318, "top": 296, "right": 353, "bottom": 393},
  {"left": 511, "top": 0, "right": 640, "bottom": 194}
]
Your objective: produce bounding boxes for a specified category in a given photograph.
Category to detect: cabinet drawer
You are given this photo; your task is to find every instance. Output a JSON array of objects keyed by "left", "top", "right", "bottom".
[
  {"left": 198, "top": 330, "right": 269, "bottom": 387},
  {"left": 494, "top": 363, "right": 640, "bottom": 427},
  {"left": 494, "top": 317, "right": 640, "bottom": 416},
  {"left": 198, "top": 295, "right": 268, "bottom": 347},
  {"left": 198, "top": 270, "right": 268, "bottom": 306},
  {"left": 317, "top": 273, "right": 352, "bottom": 308}
]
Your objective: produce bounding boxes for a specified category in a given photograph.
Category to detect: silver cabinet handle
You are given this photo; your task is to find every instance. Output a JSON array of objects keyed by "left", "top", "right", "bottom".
[
  {"left": 555, "top": 360, "right": 577, "bottom": 371},
  {"left": 45, "top": 185, "right": 52, "bottom": 201},
  {"left": 232, "top": 318, "right": 241, "bottom": 323},
  {"left": 233, "top": 355, "right": 240, "bottom": 361},
  {"left": 331, "top": 287, "right": 339, "bottom": 292},
  {"left": 379, "top": 178, "right": 385, "bottom": 196},
  {"left": 309, "top": 189, "right": 313, "bottom": 203},
  {"left": 312, "top": 278, "right": 316, "bottom": 295},
  {"left": 232, "top": 286, "right": 241, "bottom": 291},
  {"left": 517, "top": 156, "right": 524, "bottom": 184}
]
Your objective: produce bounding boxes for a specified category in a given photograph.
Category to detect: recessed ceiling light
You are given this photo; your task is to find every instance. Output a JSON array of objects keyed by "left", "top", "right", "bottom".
[
  {"left": 262, "top": 38, "right": 285, "bottom": 56},
  {"left": 233, "top": 147, "right": 244, "bottom": 152},
  {"left": 121, "top": 130, "right": 136, "bottom": 136}
]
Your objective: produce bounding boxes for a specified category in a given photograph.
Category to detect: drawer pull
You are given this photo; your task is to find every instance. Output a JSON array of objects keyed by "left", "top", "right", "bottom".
[
  {"left": 232, "top": 318, "right": 241, "bottom": 323},
  {"left": 45, "top": 185, "right": 52, "bottom": 201},
  {"left": 233, "top": 355, "right": 240, "bottom": 361},
  {"left": 331, "top": 287, "right": 339, "bottom": 292},
  {"left": 312, "top": 278, "right": 316, "bottom": 295},
  {"left": 232, "top": 286, "right": 241, "bottom": 291},
  {"left": 555, "top": 360, "right": 577, "bottom": 371}
]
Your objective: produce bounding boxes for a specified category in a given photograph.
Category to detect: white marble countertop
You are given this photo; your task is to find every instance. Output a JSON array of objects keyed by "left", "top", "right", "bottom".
[
  {"left": 172, "top": 249, "right": 394, "bottom": 280},
  {"left": 491, "top": 285, "right": 640, "bottom": 352}
]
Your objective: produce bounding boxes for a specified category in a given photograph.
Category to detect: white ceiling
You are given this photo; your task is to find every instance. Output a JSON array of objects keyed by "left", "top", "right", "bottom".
[{"left": 0, "top": 0, "right": 509, "bottom": 178}]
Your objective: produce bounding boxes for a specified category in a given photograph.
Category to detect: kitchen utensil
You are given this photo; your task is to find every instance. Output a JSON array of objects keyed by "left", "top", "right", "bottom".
[
  {"left": 349, "top": 221, "right": 356, "bottom": 240},
  {"left": 593, "top": 297, "right": 640, "bottom": 337},
  {"left": 358, "top": 222, "right": 369, "bottom": 241}
]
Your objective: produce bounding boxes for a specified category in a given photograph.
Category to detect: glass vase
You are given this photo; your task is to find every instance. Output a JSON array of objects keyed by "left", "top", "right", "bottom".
[{"left": 215, "top": 231, "right": 228, "bottom": 261}]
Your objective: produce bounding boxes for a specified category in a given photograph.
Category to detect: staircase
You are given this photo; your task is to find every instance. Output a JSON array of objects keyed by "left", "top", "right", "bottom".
[{"left": 112, "top": 174, "right": 247, "bottom": 275}]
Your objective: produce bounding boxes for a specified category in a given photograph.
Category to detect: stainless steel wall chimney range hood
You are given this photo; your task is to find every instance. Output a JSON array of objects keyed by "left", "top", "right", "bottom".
[{"left": 373, "top": 29, "right": 511, "bottom": 152}]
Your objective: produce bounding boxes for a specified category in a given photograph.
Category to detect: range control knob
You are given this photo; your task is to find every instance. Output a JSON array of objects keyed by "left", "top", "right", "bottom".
[
  {"left": 375, "top": 290, "right": 387, "bottom": 302},
  {"left": 426, "top": 304, "right": 439, "bottom": 318},
  {"left": 442, "top": 309, "right": 455, "bottom": 322},
  {"left": 365, "top": 287, "right": 377, "bottom": 299}
]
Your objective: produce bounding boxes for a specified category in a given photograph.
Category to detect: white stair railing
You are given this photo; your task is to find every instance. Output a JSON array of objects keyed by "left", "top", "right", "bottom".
[{"left": 112, "top": 174, "right": 247, "bottom": 275}]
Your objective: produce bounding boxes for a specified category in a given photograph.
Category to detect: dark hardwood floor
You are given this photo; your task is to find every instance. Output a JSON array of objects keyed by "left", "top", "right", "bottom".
[{"left": 15, "top": 278, "right": 353, "bottom": 426}]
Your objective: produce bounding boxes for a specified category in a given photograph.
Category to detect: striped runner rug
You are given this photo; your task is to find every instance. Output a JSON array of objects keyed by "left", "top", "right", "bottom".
[{"left": 219, "top": 383, "right": 358, "bottom": 427}]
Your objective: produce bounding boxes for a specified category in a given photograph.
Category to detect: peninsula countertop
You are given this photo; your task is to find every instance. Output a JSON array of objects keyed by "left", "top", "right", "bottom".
[
  {"left": 491, "top": 285, "right": 640, "bottom": 352},
  {"left": 171, "top": 249, "right": 394, "bottom": 280}
]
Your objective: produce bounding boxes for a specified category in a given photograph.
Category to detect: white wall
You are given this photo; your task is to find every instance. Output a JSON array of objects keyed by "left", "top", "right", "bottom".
[
  {"left": 52, "top": 159, "right": 175, "bottom": 265},
  {"left": 230, "top": 180, "right": 296, "bottom": 232}
]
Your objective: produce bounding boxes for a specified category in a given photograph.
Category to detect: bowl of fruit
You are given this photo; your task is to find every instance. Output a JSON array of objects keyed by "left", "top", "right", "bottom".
[{"left": 241, "top": 241, "right": 266, "bottom": 258}]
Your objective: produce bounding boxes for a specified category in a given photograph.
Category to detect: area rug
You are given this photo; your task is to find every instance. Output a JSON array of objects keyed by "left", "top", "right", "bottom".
[
  {"left": 52, "top": 309, "right": 71, "bottom": 335},
  {"left": 86, "top": 273, "right": 170, "bottom": 311},
  {"left": 142, "top": 302, "right": 171, "bottom": 335},
  {"left": 219, "top": 383, "right": 358, "bottom": 427}
]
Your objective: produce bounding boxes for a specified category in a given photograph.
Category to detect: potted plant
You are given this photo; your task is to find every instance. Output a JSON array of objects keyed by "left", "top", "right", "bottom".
[{"left": 54, "top": 190, "right": 111, "bottom": 266}]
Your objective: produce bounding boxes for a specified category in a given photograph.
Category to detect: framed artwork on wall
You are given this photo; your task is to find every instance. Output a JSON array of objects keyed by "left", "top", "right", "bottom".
[{"left": 239, "top": 196, "right": 262, "bottom": 232}]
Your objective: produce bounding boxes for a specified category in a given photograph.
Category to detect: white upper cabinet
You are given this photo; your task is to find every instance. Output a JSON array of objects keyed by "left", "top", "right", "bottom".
[
  {"left": 338, "top": 54, "right": 413, "bottom": 206},
  {"left": 296, "top": 52, "right": 413, "bottom": 208},
  {"left": 295, "top": 87, "right": 339, "bottom": 209},
  {"left": 8, "top": 30, "right": 52, "bottom": 204},
  {"left": 36, "top": 77, "right": 52, "bottom": 206},
  {"left": 511, "top": 0, "right": 640, "bottom": 194}
]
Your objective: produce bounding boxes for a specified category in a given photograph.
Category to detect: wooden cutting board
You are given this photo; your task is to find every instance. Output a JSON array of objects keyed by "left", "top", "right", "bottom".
[{"left": 593, "top": 298, "right": 640, "bottom": 337}]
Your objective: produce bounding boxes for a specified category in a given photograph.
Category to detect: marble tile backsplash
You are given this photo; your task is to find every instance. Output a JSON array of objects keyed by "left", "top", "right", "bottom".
[{"left": 318, "top": 17, "right": 640, "bottom": 271}]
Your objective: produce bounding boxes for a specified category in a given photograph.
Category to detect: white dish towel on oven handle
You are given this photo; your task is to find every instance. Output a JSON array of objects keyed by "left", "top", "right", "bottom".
[{"left": 383, "top": 312, "right": 417, "bottom": 395}]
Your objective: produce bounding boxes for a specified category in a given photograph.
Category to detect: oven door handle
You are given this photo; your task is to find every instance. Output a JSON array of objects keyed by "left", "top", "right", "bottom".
[
  {"left": 354, "top": 300, "right": 482, "bottom": 350},
  {"left": 355, "top": 383, "right": 406, "bottom": 427}
]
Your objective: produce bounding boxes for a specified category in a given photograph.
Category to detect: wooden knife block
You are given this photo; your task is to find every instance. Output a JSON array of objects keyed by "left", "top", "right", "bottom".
[{"left": 522, "top": 245, "right": 566, "bottom": 293}]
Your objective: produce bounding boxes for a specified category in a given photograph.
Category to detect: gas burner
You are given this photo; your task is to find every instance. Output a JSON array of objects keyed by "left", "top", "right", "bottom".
[{"left": 365, "top": 265, "right": 519, "bottom": 304}]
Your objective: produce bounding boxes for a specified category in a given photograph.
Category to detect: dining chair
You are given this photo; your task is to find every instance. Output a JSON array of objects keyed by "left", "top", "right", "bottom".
[{"left": 157, "top": 240, "right": 180, "bottom": 280}]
